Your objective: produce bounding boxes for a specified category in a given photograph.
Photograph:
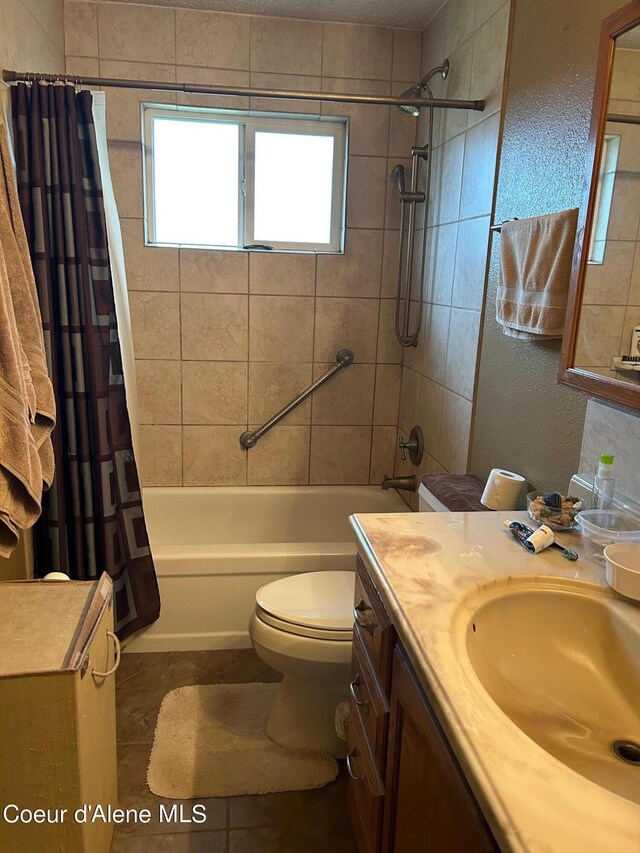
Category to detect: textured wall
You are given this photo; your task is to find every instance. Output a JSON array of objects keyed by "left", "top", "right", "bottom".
[
  {"left": 580, "top": 398, "right": 640, "bottom": 503},
  {"left": 64, "top": 0, "right": 425, "bottom": 487},
  {"left": 393, "top": 0, "right": 511, "bottom": 508},
  {"left": 470, "top": 0, "right": 625, "bottom": 495}
]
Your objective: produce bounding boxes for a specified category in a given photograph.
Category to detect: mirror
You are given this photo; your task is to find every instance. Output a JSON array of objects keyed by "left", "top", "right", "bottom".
[{"left": 560, "top": 1, "right": 640, "bottom": 410}]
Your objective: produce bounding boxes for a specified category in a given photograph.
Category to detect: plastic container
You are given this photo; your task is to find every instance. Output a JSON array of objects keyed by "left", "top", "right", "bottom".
[
  {"left": 604, "top": 543, "right": 640, "bottom": 600},
  {"left": 526, "top": 491, "right": 580, "bottom": 530},
  {"left": 575, "top": 509, "right": 640, "bottom": 562},
  {"left": 592, "top": 454, "right": 615, "bottom": 510}
]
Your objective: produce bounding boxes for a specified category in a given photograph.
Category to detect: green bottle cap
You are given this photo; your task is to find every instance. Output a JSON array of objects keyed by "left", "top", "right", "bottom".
[{"left": 600, "top": 454, "right": 615, "bottom": 464}]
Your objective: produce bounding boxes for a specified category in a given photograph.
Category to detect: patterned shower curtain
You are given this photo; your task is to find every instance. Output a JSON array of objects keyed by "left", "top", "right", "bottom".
[{"left": 11, "top": 82, "right": 160, "bottom": 639}]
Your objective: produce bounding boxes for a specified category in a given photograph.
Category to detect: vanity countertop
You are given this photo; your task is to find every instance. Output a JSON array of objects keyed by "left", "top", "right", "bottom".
[{"left": 350, "top": 509, "right": 640, "bottom": 853}]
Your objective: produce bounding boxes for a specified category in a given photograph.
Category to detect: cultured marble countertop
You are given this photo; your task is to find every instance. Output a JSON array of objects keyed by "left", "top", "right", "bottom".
[{"left": 350, "top": 510, "right": 640, "bottom": 853}]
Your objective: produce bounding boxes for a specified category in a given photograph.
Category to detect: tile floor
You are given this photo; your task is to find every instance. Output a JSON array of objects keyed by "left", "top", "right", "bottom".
[{"left": 113, "top": 649, "right": 358, "bottom": 852}]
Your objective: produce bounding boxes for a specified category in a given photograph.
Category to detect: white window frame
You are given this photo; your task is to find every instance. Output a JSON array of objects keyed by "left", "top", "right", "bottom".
[{"left": 142, "top": 104, "right": 348, "bottom": 254}]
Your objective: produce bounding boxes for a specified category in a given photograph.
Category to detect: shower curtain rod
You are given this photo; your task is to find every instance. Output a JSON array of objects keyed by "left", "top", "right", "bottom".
[{"left": 2, "top": 69, "right": 485, "bottom": 112}]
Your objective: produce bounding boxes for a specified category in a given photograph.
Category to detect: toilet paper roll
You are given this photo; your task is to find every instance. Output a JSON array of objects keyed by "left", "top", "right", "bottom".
[{"left": 481, "top": 468, "right": 525, "bottom": 510}]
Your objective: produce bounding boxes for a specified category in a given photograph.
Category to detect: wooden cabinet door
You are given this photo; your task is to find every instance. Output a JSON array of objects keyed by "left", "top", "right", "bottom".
[{"left": 383, "top": 648, "right": 498, "bottom": 853}]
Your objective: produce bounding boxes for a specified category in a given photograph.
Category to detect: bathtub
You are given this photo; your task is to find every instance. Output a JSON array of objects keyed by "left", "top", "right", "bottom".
[{"left": 125, "top": 485, "right": 408, "bottom": 652}]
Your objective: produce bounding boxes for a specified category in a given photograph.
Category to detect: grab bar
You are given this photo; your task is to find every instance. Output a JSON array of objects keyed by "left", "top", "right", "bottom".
[{"left": 239, "top": 349, "right": 354, "bottom": 449}]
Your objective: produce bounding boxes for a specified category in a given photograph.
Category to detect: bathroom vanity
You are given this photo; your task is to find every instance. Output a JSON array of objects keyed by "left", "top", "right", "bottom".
[{"left": 348, "top": 511, "right": 640, "bottom": 853}]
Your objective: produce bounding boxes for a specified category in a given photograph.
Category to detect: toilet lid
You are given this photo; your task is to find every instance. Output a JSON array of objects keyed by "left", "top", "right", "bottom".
[{"left": 256, "top": 571, "right": 355, "bottom": 632}]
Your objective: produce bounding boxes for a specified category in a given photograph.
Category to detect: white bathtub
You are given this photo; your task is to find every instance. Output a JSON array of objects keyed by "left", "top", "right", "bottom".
[{"left": 126, "top": 486, "right": 408, "bottom": 652}]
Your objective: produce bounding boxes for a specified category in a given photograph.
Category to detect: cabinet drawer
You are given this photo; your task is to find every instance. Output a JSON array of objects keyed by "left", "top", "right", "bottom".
[
  {"left": 350, "top": 630, "right": 389, "bottom": 774},
  {"left": 354, "top": 554, "right": 394, "bottom": 689},
  {"left": 347, "top": 700, "right": 384, "bottom": 853}
]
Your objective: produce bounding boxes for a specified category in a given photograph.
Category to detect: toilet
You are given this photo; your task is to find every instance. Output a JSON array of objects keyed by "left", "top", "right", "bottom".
[{"left": 249, "top": 570, "right": 354, "bottom": 757}]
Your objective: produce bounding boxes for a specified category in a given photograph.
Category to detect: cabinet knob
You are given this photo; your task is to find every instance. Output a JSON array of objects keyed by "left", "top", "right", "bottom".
[{"left": 353, "top": 601, "right": 376, "bottom": 635}]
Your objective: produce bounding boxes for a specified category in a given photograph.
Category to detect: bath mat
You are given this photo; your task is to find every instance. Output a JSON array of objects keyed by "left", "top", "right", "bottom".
[{"left": 147, "top": 682, "right": 339, "bottom": 798}]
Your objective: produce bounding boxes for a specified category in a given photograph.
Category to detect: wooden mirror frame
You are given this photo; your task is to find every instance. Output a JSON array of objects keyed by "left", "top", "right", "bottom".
[{"left": 559, "top": 0, "right": 640, "bottom": 409}]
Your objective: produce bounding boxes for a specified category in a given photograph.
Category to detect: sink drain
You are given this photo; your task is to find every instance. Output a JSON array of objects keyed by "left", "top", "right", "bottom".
[{"left": 611, "top": 740, "right": 640, "bottom": 765}]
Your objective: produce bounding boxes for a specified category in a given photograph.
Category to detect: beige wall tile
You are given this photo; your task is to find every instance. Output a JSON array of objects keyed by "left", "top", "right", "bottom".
[
  {"left": 606, "top": 173, "right": 640, "bottom": 242},
  {"left": 467, "top": 2, "right": 510, "bottom": 127},
  {"left": 129, "top": 292, "right": 180, "bottom": 360},
  {"left": 249, "top": 295, "right": 314, "bottom": 361},
  {"left": 381, "top": 230, "right": 400, "bottom": 298},
  {"left": 249, "top": 72, "right": 322, "bottom": 114},
  {"left": 180, "top": 250, "right": 248, "bottom": 294},
  {"left": 322, "top": 23, "right": 393, "bottom": 80},
  {"left": 422, "top": 8, "right": 446, "bottom": 73},
  {"left": 347, "top": 157, "right": 388, "bottom": 229},
  {"left": 444, "top": 0, "right": 476, "bottom": 56},
  {"left": 247, "top": 425, "right": 311, "bottom": 485},
  {"left": 437, "top": 39, "right": 473, "bottom": 145},
  {"left": 431, "top": 133, "right": 465, "bottom": 225},
  {"left": 98, "top": 3, "right": 175, "bottom": 63},
  {"left": 183, "top": 426, "right": 246, "bottom": 485},
  {"left": 438, "top": 390, "right": 472, "bottom": 472},
  {"left": 182, "top": 362, "right": 248, "bottom": 425},
  {"left": 451, "top": 216, "right": 490, "bottom": 310},
  {"left": 136, "top": 360, "right": 181, "bottom": 425},
  {"left": 251, "top": 16, "right": 322, "bottom": 76},
  {"left": 100, "top": 59, "right": 176, "bottom": 83},
  {"left": 621, "top": 306, "right": 640, "bottom": 356},
  {"left": 311, "top": 363, "right": 375, "bottom": 425},
  {"left": 374, "top": 364, "right": 401, "bottom": 425},
  {"left": 575, "top": 305, "right": 626, "bottom": 368},
  {"left": 314, "top": 297, "right": 379, "bottom": 362},
  {"left": 309, "top": 426, "right": 372, "bottom": 484},
  {"left": 459, "top": 113, "right": 500, "bottom": 219},
  {"left": 628, "top": 243, "right": 640, "bottom": 305},
  {"left": 317, "top": 230, "right": 382, "bottom": 297},
  {"left": 248, "top": 363, "right": 312, "bottom": 425},
  {"left": 370, "top": 425, "right": 397, "bottom": 484},
  {"left": 249, "top": 253, "right": 315, "bottom": 296},
  {"left": 176, "top": 66, "right": 250, "bottom": 110},
  {"left": 392, "top": 30, "right": 422, "bottom": 82},
  {"left": 423, "top": 223, "right": 458, "bottom": 305},
  {"left": 105, "top": 87, "right": 176, "bottom": 143},
  {"left": 421, "top": 303, "right": 451, "bottom": 384},
  {"left": 64, "top": 1, "right": 97, "bottom": 57},
  {"left": 121, "top": 219, "right": 178, "bottom": 291},
  {"left": 322, "top": 78, "right": 390, "bottom": 157},
  {"left": 398, "top": 366, "right": 421, "bottom": 432},
  {"left": 66, "top": 56, "right": 100, "bottom": 76},
  {"left": 377, "top": 299, "right": 404, "bottom": 364},
  {"left": 444, "top": 308, "right": 481, "bottom": 400},
  {"left": 476, "top": 0, "right": 509, "bottom": 28},
  {"left": 138, "top": 425, "right": 182, "bottom": 486},
  {"left": 108, "top": 141, "right": 143, "bottom": 218},
  {"left": 181, "top": 294, "right": 248, "bottom": 360},
  {"left": 176, "top": 9, "right": 250, "bottom": 70},
  {"left": 417, "top": 376, "right": 444, "bottom": 460},
  {"left": 582, "top": 241, "right": 635, "bottom": 306}
]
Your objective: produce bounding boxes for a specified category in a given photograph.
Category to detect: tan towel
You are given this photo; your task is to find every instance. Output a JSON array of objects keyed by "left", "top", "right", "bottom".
[
  {"left": 0, "top": 114, "right": 55, "bottom": 557},
  {"left": 496, "top": 209, "right": 579, "bottom": 340}
]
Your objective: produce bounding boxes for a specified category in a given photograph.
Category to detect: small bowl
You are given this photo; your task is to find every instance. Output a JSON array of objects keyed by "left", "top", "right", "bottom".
[
  {"left": 604, "top": 543, "right": 640, "bottom": 601},
  {"left": 526, "top": 491, "right": 579, "bottom": 530}
]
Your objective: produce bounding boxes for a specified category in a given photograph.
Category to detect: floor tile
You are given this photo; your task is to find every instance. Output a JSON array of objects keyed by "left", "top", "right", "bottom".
[{"left": 113, "top": 829, "right": 227, "bottom": 852}]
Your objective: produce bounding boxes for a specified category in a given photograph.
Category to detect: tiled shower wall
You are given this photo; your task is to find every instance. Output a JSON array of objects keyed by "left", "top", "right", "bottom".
[
  {"left": 394, "top": 0, "right": 511, "bottom": 506},
  {"left": 64, "top": 0, "right": 426, "bottom": 487},
  {"left": 574, "top": 47, "right": 640, "bottom": 377}
]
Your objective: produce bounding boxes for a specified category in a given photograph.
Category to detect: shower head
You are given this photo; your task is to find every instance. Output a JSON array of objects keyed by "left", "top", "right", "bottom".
[
  {"left": 392, "top": 163, "right": 406, "bottom": 194},
  {"left": 397, "top": 59, "right": 450, "bottom": 116}
]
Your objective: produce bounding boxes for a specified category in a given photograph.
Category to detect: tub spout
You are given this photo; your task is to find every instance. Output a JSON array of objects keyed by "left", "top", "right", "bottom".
[{"left": 381, "top": 475, "right": 417, "bottom": 492}]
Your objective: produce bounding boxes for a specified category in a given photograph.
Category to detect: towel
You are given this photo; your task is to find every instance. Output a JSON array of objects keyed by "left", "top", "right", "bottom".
[
  {"left": 0, "top": 114, "right": 55, "bottom": 557},
  {"left": 496, "top": 209, "right": 579, "bottom": 340},
  {"left": 420, "top": 473, "right": 488, "bottom": 512}
]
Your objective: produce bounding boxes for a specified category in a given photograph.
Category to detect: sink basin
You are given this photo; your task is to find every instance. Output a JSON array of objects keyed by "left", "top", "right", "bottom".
[{"left": 462, "top": 579, "right": 640, "bottom": 804}]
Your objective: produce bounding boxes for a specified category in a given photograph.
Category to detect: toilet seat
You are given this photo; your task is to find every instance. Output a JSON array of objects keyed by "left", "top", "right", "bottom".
[{"left": 255, "top": 571, "right": 354, "bottom": 641}]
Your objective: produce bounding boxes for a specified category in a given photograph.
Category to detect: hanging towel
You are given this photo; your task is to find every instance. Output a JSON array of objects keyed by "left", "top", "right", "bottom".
[
  {"left": 496, "top": 209, "right": 579, "bottom": 340},
  {"left": 0, "top": 114, "right": 55, "bottom": 557}
]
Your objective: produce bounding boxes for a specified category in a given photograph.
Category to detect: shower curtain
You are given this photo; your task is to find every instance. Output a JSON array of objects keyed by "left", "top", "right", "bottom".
[{"left": 11, "top": 82, "right": 160, "bottom": 639}]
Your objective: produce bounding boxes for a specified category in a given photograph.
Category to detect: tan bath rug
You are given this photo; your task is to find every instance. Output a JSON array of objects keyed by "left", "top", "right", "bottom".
[{"left": 147, "top": 682, "right": 339, "bottom": 798}]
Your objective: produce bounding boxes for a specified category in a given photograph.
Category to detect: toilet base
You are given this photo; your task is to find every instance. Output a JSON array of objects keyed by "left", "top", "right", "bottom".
[{"left": 267, "top": 675, "right": 349, "bottom": 758}]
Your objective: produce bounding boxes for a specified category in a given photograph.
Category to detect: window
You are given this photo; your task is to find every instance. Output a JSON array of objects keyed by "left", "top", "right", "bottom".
[
  {"left": 143, "top": 105, "right": 348, "bottom": 253},
  {"left": 588, "top": 133, "right": 621, "bottom": 265}
]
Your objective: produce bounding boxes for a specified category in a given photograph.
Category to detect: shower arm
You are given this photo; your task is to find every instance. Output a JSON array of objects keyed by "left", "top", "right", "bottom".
[{"left": 239, "top": 349, "right": 354, "bottom": 449}]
